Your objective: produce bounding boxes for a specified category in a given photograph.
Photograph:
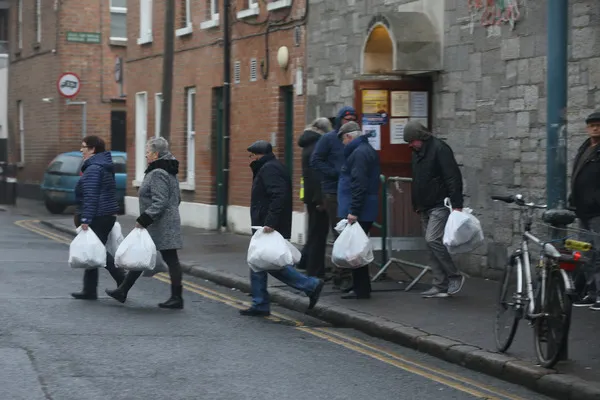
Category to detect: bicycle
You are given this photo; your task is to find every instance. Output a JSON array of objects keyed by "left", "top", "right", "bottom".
[{"left": 491, "top": 194, "right": 589, "bottom": 368}]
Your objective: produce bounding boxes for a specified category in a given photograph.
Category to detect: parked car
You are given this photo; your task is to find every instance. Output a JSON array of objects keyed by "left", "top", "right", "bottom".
[{"left": 40, "top": 151, "right": 127, "bottom": 214}]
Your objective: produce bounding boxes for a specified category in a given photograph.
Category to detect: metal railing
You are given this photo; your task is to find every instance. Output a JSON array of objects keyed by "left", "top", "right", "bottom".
[{"left": 370, "top": 176, "right": 432, "bottom": 290}]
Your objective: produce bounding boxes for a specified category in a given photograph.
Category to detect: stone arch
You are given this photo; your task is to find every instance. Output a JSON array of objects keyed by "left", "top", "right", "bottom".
[{"left": 362, "top": 23, "right": 395, "bottom": 74}]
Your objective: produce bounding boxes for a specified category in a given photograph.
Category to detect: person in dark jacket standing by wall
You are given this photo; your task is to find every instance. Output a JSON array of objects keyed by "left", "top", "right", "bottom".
[
  {"left": 296, "top": 118, "right": 332, "bottom": 278},
  {"left": 310, "top": 106, "right": 357, "bottom": 238},
  {"left": 404, "top": 121, "right": 465, "bottom": 298},
  {"left": 570, "top": 112, "right": 600, "bottom": 310},
  {"left": 336, "top": 122, "right": 380, "bottom": 300},
  {"left": 71, "top": 136, "right": 125, "bottom": 300},
  {"left": 106, "top": 137, "right": 184, "bottom": 309},
  {"left": 240, "top": 140, "right": 324, "bottom": 317}
]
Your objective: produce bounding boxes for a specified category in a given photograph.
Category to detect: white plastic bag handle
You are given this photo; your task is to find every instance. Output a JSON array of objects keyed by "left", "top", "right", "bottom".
[{"left": 444, "top": 197, "right": 453, "bottom": 211}]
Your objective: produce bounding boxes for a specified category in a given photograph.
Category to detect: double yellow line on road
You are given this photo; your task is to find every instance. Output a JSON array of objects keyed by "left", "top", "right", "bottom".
[{"left": 15, "top": 219, "right": 526, "bottom": 400}]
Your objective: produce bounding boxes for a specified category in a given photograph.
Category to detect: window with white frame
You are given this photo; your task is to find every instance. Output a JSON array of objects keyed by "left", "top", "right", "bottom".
[
  {"left": 17, "top": 0, "right": 22, "bottom": 49},
  {"left": 267, "top": 0, "right": 292, "bottom": 12},
  {"left": 138, "top": 0, "right": 153, "bottom": 44},
  {"left": 34, "top": 0, "right": 41, "bottom": 43},
  {"left": 17, "top": 100, "right": 24, "bottom": 164},
  {"left": 184, "top": 87, "right": 196, "bottom": 188},
  {"left": 176, "top": 0, "right": 192, "bottom": 36},
  {"left": 110, "top": 0, "right": 127, "bottom": 42},
  {"left": 135, "top": 92, "right": 148, "bottom": 183},
  {"left": 237, "top": 0, "right": 259, "bottom": 19},
  {"left": 200, "top": 0, "right": 219, "bottom": 29},
  {"left": 155, "top": 93, "right": 162, "bottom": 137}
]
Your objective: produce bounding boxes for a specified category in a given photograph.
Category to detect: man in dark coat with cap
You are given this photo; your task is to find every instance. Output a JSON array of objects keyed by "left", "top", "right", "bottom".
[
  {"left": 404, "top": 121, "right": 465, "bottom": 298},
  {"left": 240, "top": 140, "right": 324, "bottom": 317},
  {"left": 570, "top": 112, "right": 600, "bottom": 310}
]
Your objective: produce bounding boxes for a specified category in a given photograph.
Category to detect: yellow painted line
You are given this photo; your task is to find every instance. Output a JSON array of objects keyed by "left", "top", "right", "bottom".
[{"left": 16, "top": 219, "right": 523, "bottom": 400}]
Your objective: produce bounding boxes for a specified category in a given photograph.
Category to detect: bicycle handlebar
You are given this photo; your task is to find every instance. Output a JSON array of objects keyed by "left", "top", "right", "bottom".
[{"left": 491, "top": 194, "right": 547, "bottom": 209}]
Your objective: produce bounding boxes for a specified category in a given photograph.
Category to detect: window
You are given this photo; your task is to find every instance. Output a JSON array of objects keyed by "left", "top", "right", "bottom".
[
  {"left": 47, "top": 154, "right": 82, "bottom": 175},
  {"left": 17, "top": 0, "right": 22, "bottom": 49},
  {"left": 267, "top": 0, "right": 292, "bottom": 11},
  {"left": 110, "top": 0, "right": 127, "bottom": 42},
  {"left": 200, "top": 0, "right": 219, "bottom": 29},
  {"left": 234, "top": 61, "right": 240, "bottom": 84},
  {"left": 135, "top": 92, "right": 148, "bottom": 183},
  {"left": 184, "top": 87, "right": 196, "bottom": 188},
  {"left": 112, "top": 156, "right": 127, "bottom": 174},
  {"left": 138, "top": 0, "right": 153, "bottom": 44},
  {"left": 34, "top": 0, "right": 41, "bottom": 43},
  {"left": 250, "top": 58, "right": 257, "bottom": 82},
  {"left": 176, "top": 0, "right": 192, "bottom": 36},
  {"left": 237, "top": 0, "right": 259, "bottom": 19},
  {"left": 17, "top": 100, "right": 24, "bottom": 164},
  {"left": 155, "top": 93, "right": 162, "bottom": 137}
]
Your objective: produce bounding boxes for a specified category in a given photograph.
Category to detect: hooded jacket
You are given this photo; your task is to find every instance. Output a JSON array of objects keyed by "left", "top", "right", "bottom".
[
  {"left": 310, "top": 106, "right": 356, "bottom": 194},
  {"left": 136, "top": 154, "right": 183, "bottom": 250},
  {"left": 569, "top": 138, "right": 600, "bottom": 219},
  {"left": 298, "top": 129, "right": 323, "bottom": 206},
  {"left": 75, "top": 151, "right": 119, "bottom": 224}
]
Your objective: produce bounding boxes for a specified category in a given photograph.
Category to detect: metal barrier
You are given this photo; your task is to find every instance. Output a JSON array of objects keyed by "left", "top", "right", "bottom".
[
  {"left": 0, "top": 162, "right": 17, "bottom": 205},
  {"left": 371, "top": 176, "right": 432, "bottom": 291}
]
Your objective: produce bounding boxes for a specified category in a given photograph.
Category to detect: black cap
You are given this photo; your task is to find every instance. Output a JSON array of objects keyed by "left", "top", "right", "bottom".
[
  {"left": 247, "top": 140, "right": 273, "bottom": 155},
  {"left": 585, "top": 112, "right": 600, "bottom": 124}
]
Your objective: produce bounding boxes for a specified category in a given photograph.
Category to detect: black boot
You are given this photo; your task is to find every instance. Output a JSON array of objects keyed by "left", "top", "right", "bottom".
[
  {"left": 71, "top": 269, "right": 98, "bottom": 300},
  {"left": 158, "top": 284, "right": 183, "bottom": 309},
  {"left": 105, "top": 255, "right": 125, "bottom": 286},
  {"left": 105, "top": 271, "right": 142, "bottom": 303}
]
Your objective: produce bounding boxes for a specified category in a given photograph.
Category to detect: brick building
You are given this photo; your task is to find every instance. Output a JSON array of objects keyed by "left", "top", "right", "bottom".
[
  {"left": 6, "top": 0, "right": 127, "bottom": 199},
  {"left": 125, "top": 0, "right": 308, "bottom": 242},
  {"left": 306, "top": 0, "right": 599, "bottom": 278}
]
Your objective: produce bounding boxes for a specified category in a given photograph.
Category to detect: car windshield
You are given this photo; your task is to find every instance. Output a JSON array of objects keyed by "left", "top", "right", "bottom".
[
  {"left": 113, "top": 156, "right": 126, "bottom": 174},
  {"left": 47, "top": 155, "right": 82, "bottom": 175}
]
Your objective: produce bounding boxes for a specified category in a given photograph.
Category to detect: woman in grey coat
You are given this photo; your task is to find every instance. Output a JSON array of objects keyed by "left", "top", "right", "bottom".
[{"left": 106, "top": 137, "right": 185, "bottom": 309}]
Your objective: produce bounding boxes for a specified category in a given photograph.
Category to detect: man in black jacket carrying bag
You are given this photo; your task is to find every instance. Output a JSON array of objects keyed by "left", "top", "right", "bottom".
[
  {"left": 240, "top": 140, "right": 324, "bottom": 317},
  {"left": 404, "top": 121, "right": 465, "bottom": 298}
]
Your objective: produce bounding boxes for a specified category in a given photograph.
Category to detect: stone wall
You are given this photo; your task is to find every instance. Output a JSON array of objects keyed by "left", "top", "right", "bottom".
[{"left": 306, "top": 0, "right": 600, "bottom": 278}]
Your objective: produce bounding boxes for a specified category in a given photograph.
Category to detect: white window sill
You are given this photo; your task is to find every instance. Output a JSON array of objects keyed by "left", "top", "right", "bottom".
[
  {"left": 267, "top": 0, "right": 291, "bottom": 11},
  {"left": 132, "top": 180, "right": 142, "bottom": 187},
  {"left": 109, "top": 38, "right": 127, "bottom": 47},
  {"left": 237, "top": 7, "right": 259, "bottom": 19},
  {"left": 137, "top": 36, "right": 153, "bottom": 45},
  {"left": 200, "top": 17, "right": 219, "bottom": 30},
  {"left": 176, "top": 25, "right": 193, "bottom": 37},
  {"left": 180, "top": 182, "right": 195, "bottom": 191}
]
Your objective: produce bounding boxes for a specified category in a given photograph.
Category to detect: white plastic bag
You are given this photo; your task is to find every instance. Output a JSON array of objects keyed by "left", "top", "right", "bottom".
[
  {"left": 442, "top": 198, "right": 484, "bottom": 254},
  {"left": 331, "top": 219, "right": 374, "bottom": 268},
  {"left": 114, "top": 228, "right": 157, "bottom": 271},
  {"left": 106, "top": 221, "right": 124, "bottom": 256},
  {"left": 142, "top": 251, "right": 169, "bottom": 277},
  {"left": 68, "top": 227, "right": 107, "bottom": 269},
  {"left": 247, "top": 226, "right": 301, "bottom": 272}
]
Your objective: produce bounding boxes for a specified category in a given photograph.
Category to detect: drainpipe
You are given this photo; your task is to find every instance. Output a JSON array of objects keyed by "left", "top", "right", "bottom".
[
  {"left": 546, "top": 0, "right": 568, "bottom": 209},
  {"left": 161, "top": 0, "right": 175, "bottom": 140},
  {"left": 221, "top": 0, "right": 231, "bottom": 229}
]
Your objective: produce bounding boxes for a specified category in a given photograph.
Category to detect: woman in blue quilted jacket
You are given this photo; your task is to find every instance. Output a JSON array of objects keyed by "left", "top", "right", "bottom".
[{"left": 71, "top": 136, "right": 125, "bottom": 300}]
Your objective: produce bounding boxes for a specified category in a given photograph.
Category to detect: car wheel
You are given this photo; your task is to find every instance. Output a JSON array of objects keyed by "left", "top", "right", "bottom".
[{"left": 45, "top": 200, "right": 66, "bottom": 214}]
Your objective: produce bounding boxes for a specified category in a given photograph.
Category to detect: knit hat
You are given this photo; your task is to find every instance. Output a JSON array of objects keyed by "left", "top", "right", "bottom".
[
  {"left": 337, "top": 121, "right": 361, "bottom": 138},
  {"left": 585, "top": 112, "right": 600, "bottom": 124},
  {"left": 247, "top": 140, "right": 273, "bottom": 155},
  {"left": 403, "top": 121, "right": 432, "bottom": 143}
]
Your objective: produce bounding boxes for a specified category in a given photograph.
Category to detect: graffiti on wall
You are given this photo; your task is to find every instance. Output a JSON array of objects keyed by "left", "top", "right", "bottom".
[{"left": 467, "top": 0, "right": 525, "bottom": 36}]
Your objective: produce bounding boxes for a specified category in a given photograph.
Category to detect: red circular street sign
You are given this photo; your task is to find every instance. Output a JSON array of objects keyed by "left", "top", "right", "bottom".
[{"left": 57, "top": 72, "right": 81, "bottom": 98}]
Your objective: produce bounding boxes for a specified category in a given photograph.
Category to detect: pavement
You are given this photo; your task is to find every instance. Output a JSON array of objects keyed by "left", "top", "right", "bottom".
[
  {"left": 0, "top": 205, "right": 558, "bottom": 400},
  {"left": 6, "top": 198, "right": 600, "bottom": 400}
]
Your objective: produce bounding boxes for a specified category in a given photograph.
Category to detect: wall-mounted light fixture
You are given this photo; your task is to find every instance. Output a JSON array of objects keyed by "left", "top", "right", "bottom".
[{"left": 277, "top": 46, "right": 289, "bottom": 70}]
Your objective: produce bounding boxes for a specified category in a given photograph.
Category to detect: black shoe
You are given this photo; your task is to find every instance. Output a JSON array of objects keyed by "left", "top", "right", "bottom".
[
  {"left": 105, "top": 271, "right": 142, "bottom": 304},
  {"left": 574, "top": 295, "right": 596, "bottom": 307},
  {"left": 341, "top": 292, "right": 371, "bottom": 300},
  {"left": 308, "top": 280, "right": 325, "bottom": 310},
  {"left": 590, "top": 301, "right": 600, "bottom": 311},
  {"left": 71, "top": 291, "right": 98, "bottom": 300},
  {"left": 239, "top": 308, "right": 270, "bottom": 317},
  {"left": 105, "top": 288, "right": 127, "bottom": 303},
  {"left": 158, "top": 284, "right": 183, "bottom": 309}
]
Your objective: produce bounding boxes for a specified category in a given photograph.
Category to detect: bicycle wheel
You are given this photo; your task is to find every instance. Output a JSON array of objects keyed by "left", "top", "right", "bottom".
[
  {"left": 534, "top": 269, "right": 572, "bottom": 368},
  {"left": 494, "top": 257, "right": 521, "bottom": 352}
]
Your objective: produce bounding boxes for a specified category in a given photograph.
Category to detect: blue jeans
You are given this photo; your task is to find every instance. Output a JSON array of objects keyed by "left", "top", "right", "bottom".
[{"left": 250, "top": 266, "right": 320, "bottom": 312}]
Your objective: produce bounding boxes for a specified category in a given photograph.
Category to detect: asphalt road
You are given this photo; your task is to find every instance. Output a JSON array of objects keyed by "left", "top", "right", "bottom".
[{"left": 0, "top": 205, "right": 553, "bottom": 400}]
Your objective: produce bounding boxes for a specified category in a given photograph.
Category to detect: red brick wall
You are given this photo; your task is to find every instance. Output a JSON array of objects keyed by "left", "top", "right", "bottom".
[
  {"left": 126, "top": 0, "right": 307, "bottom": 213},
  {"left": 7, "top": 0, "right": 127, "bottom": 188}
]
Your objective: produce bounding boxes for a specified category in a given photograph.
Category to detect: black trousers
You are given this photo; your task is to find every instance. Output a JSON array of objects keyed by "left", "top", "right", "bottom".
[
  {"left": 298, "top": 203, "right": 329, "bottom": 278},
  {"left": 120, "top": 249, "right": 183, "bottom": 290},
  {"left": 352, "top": 221, "right": 373, "bottom": 298},
  {"left": 77, "top": 215, "right": 125, "bottom": 292}
]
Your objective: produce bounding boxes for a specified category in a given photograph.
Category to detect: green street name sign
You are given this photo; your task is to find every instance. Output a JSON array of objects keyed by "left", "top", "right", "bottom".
[{"left": 66, "top": 31, "right": 101, "bottom": 44}]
